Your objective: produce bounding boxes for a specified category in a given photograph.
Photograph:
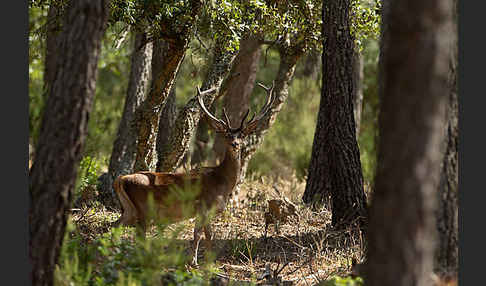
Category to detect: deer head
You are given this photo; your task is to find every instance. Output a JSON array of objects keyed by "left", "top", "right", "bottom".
[{"left": 196, "top": 81, "right": 276, "bottom": 160}]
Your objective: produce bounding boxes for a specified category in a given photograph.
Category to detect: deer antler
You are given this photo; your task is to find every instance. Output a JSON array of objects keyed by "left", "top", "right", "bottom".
[
  {"left": 241, "top": 81, "right": 276, "bottom": 135},
  {"left": 222, "top": 108, "right": 233, "bottom": 129},
  {"left": 196, "top": 86, "right": 227, "bottom": 132}
]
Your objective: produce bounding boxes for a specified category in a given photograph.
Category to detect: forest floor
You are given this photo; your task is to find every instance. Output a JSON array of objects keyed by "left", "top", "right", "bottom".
[{"left": 69, "top": 175, "right": 367, "bottom": 285}]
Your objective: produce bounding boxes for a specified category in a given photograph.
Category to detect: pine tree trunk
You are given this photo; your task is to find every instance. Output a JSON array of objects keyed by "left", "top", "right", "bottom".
[
  {"left": 97, "top": 31, "right": 152, "bottom": 208},
  {"left": 29, "top": 1, "right": 110, "bottom": 285},
  {"left": 43, "top": 1, "right": 61, "bottom": 98},
  {"left": 158, "top": 40, "right": 238, "bottom": 172},
  {"left": 364, "top": 0, "right": 452, "bottom": 285},
  {"left": 213, "top": 34, "right": 262, "bottom": 162},
  {"left": 302, "top": 0, "right": 367, "bottom": 229},
  {"left": 435, "top": 0, "right": 458, "bottom": 275}
]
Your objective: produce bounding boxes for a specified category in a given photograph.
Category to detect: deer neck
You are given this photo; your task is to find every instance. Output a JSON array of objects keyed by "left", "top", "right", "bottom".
[{"left": 216, "top": 148, "right": 241, "bottom": 190}]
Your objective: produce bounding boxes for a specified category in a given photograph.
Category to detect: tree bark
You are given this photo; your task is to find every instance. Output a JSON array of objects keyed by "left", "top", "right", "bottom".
[
  {"left": 213, "top": 34, "right": 262, "bottom": 162},
  {"left": 364, "top": 0, "right": 452, "bottom": 285},
  {"left": 158, "top": 39, "right": 238, "bottom": 172},
  {"left": 29, "top": 1, "right": 110, "bottom": 285},
  {"left": 302, "top": 0, "right": 367, "bottom": 229},
  {"left": 133, "top": 38, "right": 187, "bottom": 171},
  {"left": 435, "top": 0, "right": 458, "bottom": 275},
  {"left": 97, "top": 31, "right": 153, "bottom": 208},
  {"left": 43, "top": 1, "right": 62, "bottom": 98},
  {"left": 131, "top": 0, "right": 204, "bottom": 172},
  {"left": 191, "top": 111, "right": 213, "bottom": 166},
  {"left": 156, "top": 83, "right": 177, "bottom": 172},
  {"left": 239, "top": 43, "right": 305, "bottom": 182}
]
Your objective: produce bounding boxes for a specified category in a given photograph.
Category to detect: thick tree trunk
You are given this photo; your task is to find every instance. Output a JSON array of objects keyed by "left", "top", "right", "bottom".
[
  {"left": 156, "top": 84, "right": 177, "bottom": 172},
  {"left": 29, "top": 1, "right": 110, "bottom": 285},
  {"left": 302, "top": 0, "right": 367, "bottom": 229},
  {"left": 213, "top": 35, "right": 262, "bottom": 162},
  {"left": 133, "top": 38, "right": 187, "bottom": 171},
  {"left": 43, "top": 1, "right": 61, "bottom": 98},
  {"left": 97, "top": 31, "right": 152, "bottom": 208},
  {"left": 158, "top": 40, "right": 238, "bottom": 172},
  {"left": 435, "top": 0, "right": 458, "bottom": 275},
  {"left": 239, "top": 44, "right": 304, "bottom": 182},
  {"left": 364, "top": 0, "right": 452, "bottom": 285},
  {"left": 353, "top": 50, "right": 364, "bottom": 138},
  {"left": 132, "top": 0, "right": 203, "bottom": 172}
]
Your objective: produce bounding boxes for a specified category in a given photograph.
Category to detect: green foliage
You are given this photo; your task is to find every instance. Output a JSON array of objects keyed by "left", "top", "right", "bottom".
[
  {"left": 319, "top": 276, "right": 364, "bottom": 286},
  {"left": 109, "top": 0, "right": 202, "bottom": 41},
  {"left": 229, "top": 238, "right": 257, "bottom": 262},
  {"left": 55, "top": 218, "right": 218, "bottom": 285},
  {"left": 77, "top": 156, "right": 102, "bottom": 191},
  {"left": 351, "top": 0, "right": 381, "bottom": 51},
  {"left": 29, "top": 5, "right": 48, "bottom": 145},
  {"left": 55, "top": 219, "right": 96, "bottom": 286}
]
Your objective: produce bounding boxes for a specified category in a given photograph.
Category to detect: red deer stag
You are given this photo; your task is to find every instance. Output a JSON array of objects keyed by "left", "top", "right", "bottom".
[{"left": 113, "top": 82, "right": 275, "bottom": 264}]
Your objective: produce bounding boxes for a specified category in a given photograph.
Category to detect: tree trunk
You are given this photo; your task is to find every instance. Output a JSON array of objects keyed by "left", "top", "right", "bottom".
[
  {"left": 43, "top": 1, "right": 61, "bottom": 98},
  {"left": 29, "top": 1, "right": 110, "bottom": 285},
  {"left": 435, "top": 0, "right": 458, "bottom": 275},
  {"left": 302, "top": 0, "right": 367, "bottom": 229},
  {"left": 131, "top": 0, "right": 204, "bottom": 172},
  {"left": 213, "top": 34, "right": 262, "bottom": 162},
  {"left": 364, "top": 0, "right": 452, "bottom": 285},
  {"left": 191, "top": 111, "right": 213, "bottom": 166},
  {"left": 353, "top": 50, "right": 364, "bottom": 138},
  {"left": 156, "top": 83, "right": 177, "bottom": 172},
  {"left": 158, "top": 39, "right": 238, "bottom": 172},
  {"left": 239, "top": 44, "right": 305, "bottom": 182},
  {"left": 133, "top": 38, "right": 188, "bottom": 171},
  {"left": 97, "top": 31, "right": 152, "bottom": 209}
]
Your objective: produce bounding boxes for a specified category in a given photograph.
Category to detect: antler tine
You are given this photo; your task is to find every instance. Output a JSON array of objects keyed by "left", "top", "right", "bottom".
[
  {"left": 222, "top": 108, "right": 232, "bottom": 129},
  {"left": 196, "top": 87, "right": 227, "bottom": 131},
  {"left": 197, "top": 86, "right": 218, "bottom": 97},
  {"left": 253, "top": 81, "right": 275, "bottom": 119},
  {"left": 257, "top": 80, "right": 275, "bottom": 95},
  {"left": 241, "top": 81, "right": 276, "bottom": 134},
  {"left": 239, "top": 109, "right": 251, "bottom": 130}
]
